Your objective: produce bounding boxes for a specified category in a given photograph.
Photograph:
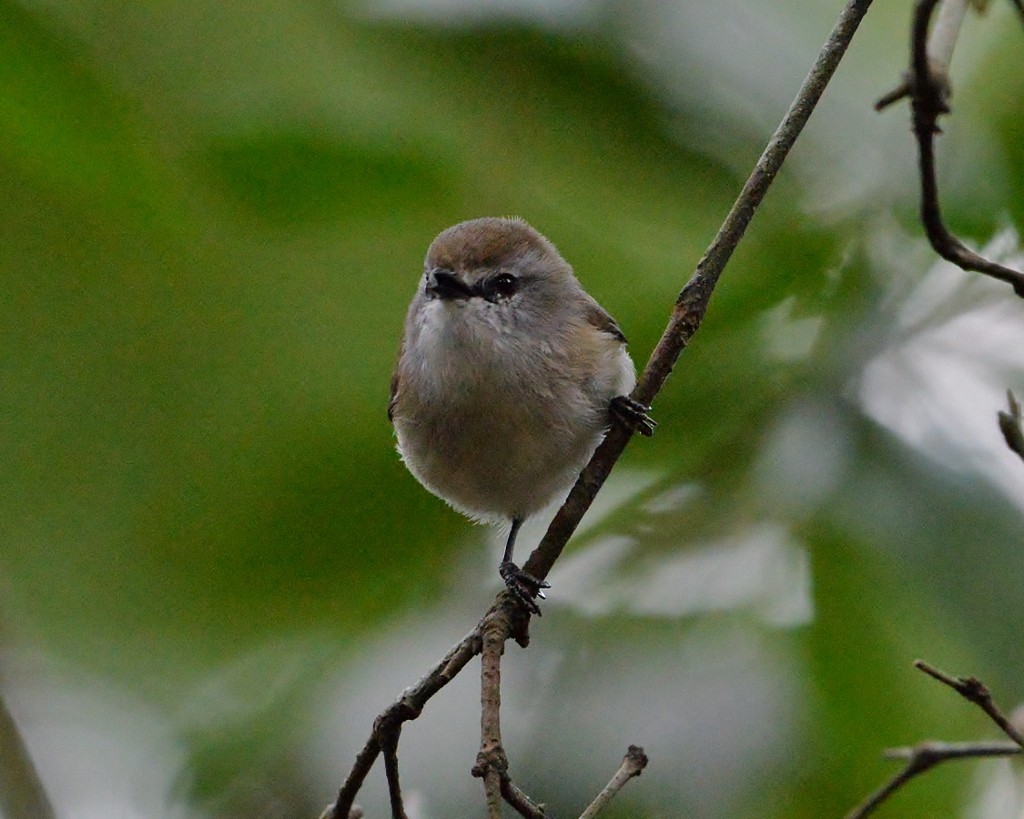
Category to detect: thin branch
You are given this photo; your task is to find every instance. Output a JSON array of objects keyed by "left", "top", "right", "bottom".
[
  {"left": 522, "top": 0, "right": 877, "bottom": 585},
  {"left": 908, "top": 0, "right": 1024, "bottom": 294},
  {"left": 382, "top": 732, "right": 409, "bottom": 819},
  {"left": 845, "top": 739, "right": 1020, "bottom": 819},
  {"left": 477, "top": 616, "right": 506, "bottom": 819},
  {"left": 913, "top": 659, "right": 1024, "bottom": 748},
  {"left": 326, "top": 1, "right": 878, "bottom": 813},
  {"left": 0, "top": 691, "right": 57, "bottom": 819},
  {"left": 329, "top": 624, "right": 483, "bottom": 818},
  {"left": 997, "top": 389, "right": 1024, "bottom": 461},
  {"left": 577, "top": 746, "right": 649, "bottom": 819},
  {"left": 469, "top": 607, "right": 550, "bottom": 817}
]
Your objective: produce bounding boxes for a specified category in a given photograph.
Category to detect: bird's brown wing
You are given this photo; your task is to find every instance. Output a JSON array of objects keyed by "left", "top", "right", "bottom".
[{"left": 583, "top": 296, "right": 628, "bottom": 344}]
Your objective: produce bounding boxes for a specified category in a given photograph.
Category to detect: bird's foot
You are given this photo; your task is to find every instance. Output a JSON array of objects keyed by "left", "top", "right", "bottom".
[
  {"left": 499, "top": 561, "right": 550, "bottom": 616},
  {"left": 610, "top": 395, "right": 657, "bottom": 437}
]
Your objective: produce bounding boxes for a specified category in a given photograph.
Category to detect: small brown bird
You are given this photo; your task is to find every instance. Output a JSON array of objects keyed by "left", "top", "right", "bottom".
[{"left": 389, "top": 217, "right": 653, "bottom": 611}]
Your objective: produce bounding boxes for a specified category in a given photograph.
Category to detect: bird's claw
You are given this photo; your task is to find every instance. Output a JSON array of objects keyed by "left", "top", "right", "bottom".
[
  {"left": 610, "top": 395, "right": 657, "bottom": 437},
  {"left": 499, "top": 561, "right": 550, "bottom": 616}
]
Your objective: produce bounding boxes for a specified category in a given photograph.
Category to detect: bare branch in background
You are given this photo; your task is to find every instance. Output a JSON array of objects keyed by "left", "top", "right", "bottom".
[
  {"left": 878, "top": 0, "right": 1024, "bottom": 295},
  {"left": 859, "top": 8, "right": 1024, "bottom": 805},
  {"left": 847, "top": 660, "right": 1024, "bottom": 818},
  {"left": 325, "top": 1, "right": 877, "bottom": 814}
]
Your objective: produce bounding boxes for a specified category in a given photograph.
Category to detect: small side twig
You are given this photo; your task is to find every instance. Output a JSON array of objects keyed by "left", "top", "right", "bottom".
[
  {"left": 846, "top": 660, "right": 1024, "bottom": 818},
  {"left": 576, "top": 746, "right": 649, "bottom": 819},
  {"left": 381, "top": 732, "right": 408, "bottom": 819},
  {"left": 501, "top": 777, "right": 547, "bottom": 819},
  {"left": 880, "top": 0, "right": 1024, "bottom": 294},
  {"left": 997, "top": 389, "right": 1024, "bottom": 461}
]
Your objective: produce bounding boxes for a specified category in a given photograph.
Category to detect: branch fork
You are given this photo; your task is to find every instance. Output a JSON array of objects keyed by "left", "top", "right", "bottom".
[{"left": 846, "top": 660, "right": 1024, "bottom": 819}]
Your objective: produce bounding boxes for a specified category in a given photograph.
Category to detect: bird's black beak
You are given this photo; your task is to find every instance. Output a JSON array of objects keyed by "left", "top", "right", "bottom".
[{"left": 425, "top": 269, "right": 474, "bottom": 301}]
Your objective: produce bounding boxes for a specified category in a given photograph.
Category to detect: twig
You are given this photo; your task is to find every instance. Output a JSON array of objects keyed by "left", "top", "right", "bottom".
[
  {"left": 469, "top": 606, "right": 549, "bottom": 818},
  {"left": 845, "top": 739, "right": 1020, "bottom": 819},
  {"left": 0, "top": 691, "right": 58, "bottom": 819},
  {"left": 501, "top": 778, "right": 547, "bottom": 818},
  {"left": 913, "top": 659, "right": 1024, "bottom": 748},
  {"left": 327, "top": 1, "right": 878, "bottom": 813},
  {"left": 846, "top": 660, "right": 1024, "bottom": 818},
  {"left": 905, "top": 0, "right": 1024, "bottom": 294},
  {"left": 997, "top": 389, "right": 1024, "bottom": 461},
  {"left": 523, "top": 0, "right": 877, "bottom": 584},
  {"left": 329, "top": 624, "right": 483, "bottom": 818},
  {"left": 476, "top": 615, "right": 507, "bottom": 819},
  {"left": 577, "top": 746, "right": 649, "bottom": 819},
  {"left": 381, "top": 732, "right": 408, "bottom": 819}
]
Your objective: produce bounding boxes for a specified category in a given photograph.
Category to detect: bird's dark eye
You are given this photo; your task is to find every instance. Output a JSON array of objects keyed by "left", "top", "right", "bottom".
[{"left": 492, "top": 273, "right": 518, "bottom": 298}]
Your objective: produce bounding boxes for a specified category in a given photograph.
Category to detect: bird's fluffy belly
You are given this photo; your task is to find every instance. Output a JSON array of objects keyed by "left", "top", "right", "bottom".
[{"left": 395, "top": 396, "right": 604, "bottom": 522}]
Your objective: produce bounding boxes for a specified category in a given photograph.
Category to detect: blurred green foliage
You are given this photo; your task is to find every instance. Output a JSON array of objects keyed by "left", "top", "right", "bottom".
[{"left": 1, "top": 1, "right": 1023, "bottom": 818}]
